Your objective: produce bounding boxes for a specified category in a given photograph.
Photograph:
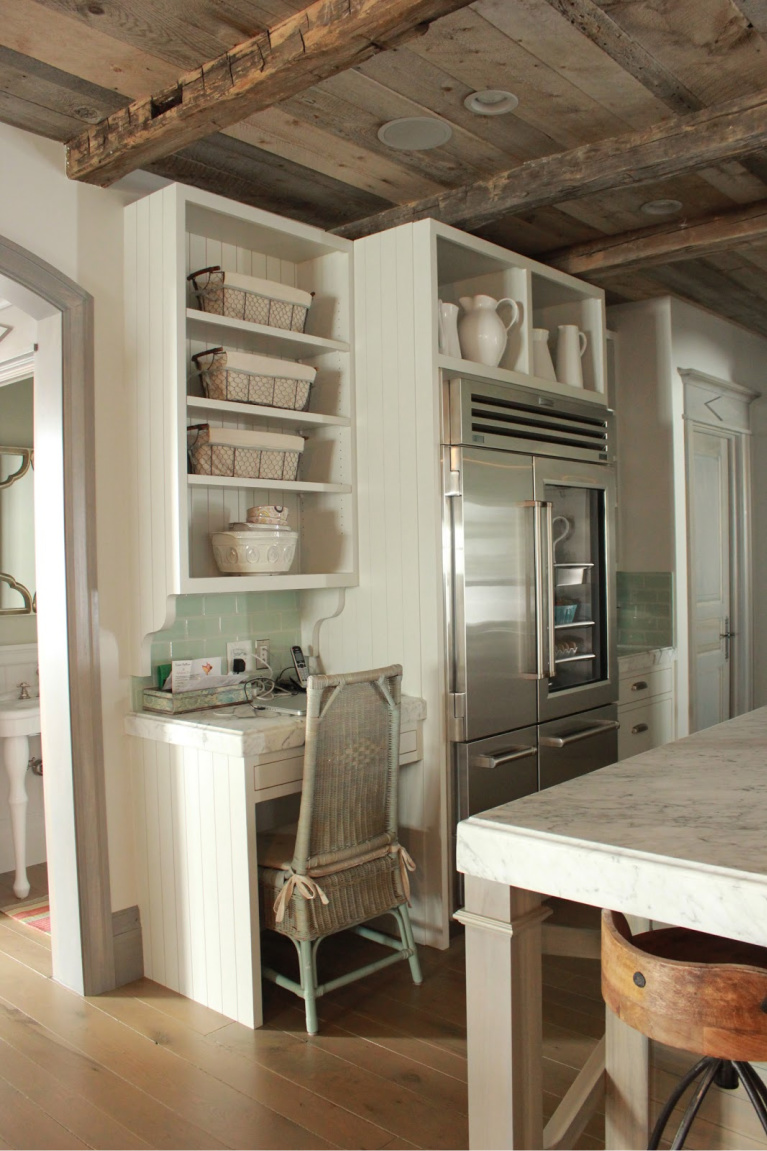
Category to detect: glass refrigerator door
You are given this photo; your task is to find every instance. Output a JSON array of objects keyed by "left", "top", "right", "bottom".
[{"left": 535, "top": 459, "right": 616, "bottom": 720}]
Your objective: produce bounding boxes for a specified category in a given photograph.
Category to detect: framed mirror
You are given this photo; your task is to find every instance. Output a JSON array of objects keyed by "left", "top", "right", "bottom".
[{"left": 0, "top": 445, "right": 35, "bottom": 614}]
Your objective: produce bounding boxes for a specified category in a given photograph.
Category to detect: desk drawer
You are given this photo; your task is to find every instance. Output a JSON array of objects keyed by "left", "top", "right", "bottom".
[
  {"left": 253, "top": 729, "right": 422, "bottom": 794},
  {"left": 618, "top": 696, "right": 674, "bottom": 760},
  {"left": 618, "top": 666, "right": 672, "bottom": 706}
]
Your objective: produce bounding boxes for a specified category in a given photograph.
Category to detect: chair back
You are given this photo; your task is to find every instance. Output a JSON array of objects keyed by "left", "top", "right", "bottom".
[{"left": 291, "top": 665, "right": 402, "bottom": 875}]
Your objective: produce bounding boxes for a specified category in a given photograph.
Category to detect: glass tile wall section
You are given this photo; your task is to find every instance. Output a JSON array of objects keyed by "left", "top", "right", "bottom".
[{"left": 617, "top": 572, "right": 673, "bottom": 651}]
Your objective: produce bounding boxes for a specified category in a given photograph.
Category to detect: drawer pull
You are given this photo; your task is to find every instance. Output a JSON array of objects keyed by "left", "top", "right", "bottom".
[
  {"left": 471, "top": 746, "right": 537, "bottom": 770},
  {"left": 631, "top": 722, "right": 649, "bottom": 734},
  {"left": 631, "top": 680, "right": 648, "bottom": 692}
]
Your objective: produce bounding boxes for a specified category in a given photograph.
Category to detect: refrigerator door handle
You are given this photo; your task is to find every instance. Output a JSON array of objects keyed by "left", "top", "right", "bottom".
[
  {"left": 544, "top": 500, "right": 557, "bottom": 678},
  {"left": 470, "top": 746, "right": 537, "bottom": 769},
  {"left": 539, "top": 719, "right": 620, "bottom": 748},
  {"left": 523, "top": 500, "right": 553, "bottom": 681}
]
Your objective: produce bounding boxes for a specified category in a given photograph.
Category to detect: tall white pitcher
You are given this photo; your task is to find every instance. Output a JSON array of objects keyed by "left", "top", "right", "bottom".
[
  {"left": 555, "top": 325, "right": 587, "bottom": 388},
  {"left": 458, "top": 294, "right": 521, "bottom": 367}
]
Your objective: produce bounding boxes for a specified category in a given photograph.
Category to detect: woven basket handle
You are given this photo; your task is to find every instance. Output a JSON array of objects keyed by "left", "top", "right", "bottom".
[
  {"left": 186, "top": 265, "right": 221, "bottom": 283},
  {"left": 190, "top": 346, "right": 224, "bottom": 368}
]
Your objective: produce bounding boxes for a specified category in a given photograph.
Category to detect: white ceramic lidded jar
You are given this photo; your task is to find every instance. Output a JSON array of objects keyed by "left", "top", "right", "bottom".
[{"left": 458, "top": 294, "right": 521, "bottom": 367}]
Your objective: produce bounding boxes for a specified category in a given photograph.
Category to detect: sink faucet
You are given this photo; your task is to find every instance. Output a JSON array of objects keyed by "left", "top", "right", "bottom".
[{"left": 18, "top": 683, "right": 30, "bottom": 700}]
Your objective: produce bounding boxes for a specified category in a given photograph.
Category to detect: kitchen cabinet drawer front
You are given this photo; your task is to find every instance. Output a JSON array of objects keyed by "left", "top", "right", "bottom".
[
  {"left": 618, "top": 665, "right": 673, "bottom": 706},
  {"left": 618, "top": 696, "right": 674, "bottom": 760}
]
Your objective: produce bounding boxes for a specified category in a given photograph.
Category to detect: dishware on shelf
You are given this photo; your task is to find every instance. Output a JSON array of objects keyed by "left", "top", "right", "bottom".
[
  {"left": 531, "top": 328, "right": 556, "bottom": 381},
  {"left": 437, "top": 300, "right": 461, "bottom": 358},
  {"left": 554, "top": 602, "right": 578, "bottom": 625},
  {"left": 247, "top": 504, "right": 289, "bottom": 525},
  {"left": 187, "top": 424, "right": 305, "bottom": 481},
  {"left": 187, "top": 266, "right": 312, "bottom": 333},
  {"left": 191, "top": 347, "right": 315, "bottom": 411},
  {"left": 457, "top": 294, "right": 521, "bottom": 367},
  {"left": 211, "top": 525, "right": 298, "bottom": 574},
  {"left": 551, "top": 514, "right": 572, "bottom": 560},
  {"left": 555, "top": 324, "right": 588, "bottom": 388}
]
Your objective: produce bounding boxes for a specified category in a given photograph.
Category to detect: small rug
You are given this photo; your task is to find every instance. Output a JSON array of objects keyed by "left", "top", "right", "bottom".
[{"left": 1, "top": 895, "right": 51, "bottom": 935}]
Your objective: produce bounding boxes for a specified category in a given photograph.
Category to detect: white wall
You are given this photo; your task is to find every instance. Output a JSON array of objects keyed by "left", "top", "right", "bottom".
[
  {"left": 609, "top": 294, "right": 767, "bottom": 732},
  {"left": 0, "top": 123, "right": 142, "bottom": 911}
]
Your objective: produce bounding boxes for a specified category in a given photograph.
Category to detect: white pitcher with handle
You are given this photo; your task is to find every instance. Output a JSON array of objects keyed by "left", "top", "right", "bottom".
[
  {"left": 555, "top": 324, "right": 588, "bottom": 388},
  {"left": 458, "top": 294, "right": 521, "bottom": 367}
]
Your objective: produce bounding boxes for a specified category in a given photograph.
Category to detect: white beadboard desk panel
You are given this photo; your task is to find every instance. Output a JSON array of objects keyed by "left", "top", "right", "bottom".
[
  {"left": 125, "top": 184, "right": 358, "bottom": 672},
  {"left": 316, "top": 219, "right": 609, "bottom": 952},
  {"left": 456, "top": 705, "right": 767, "bottom": 1150},
  {"left": 126, "top": 694, "right": 426, "bottom": 1029}
]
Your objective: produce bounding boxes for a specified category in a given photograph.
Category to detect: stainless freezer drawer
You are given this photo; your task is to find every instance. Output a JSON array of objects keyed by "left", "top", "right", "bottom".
[
  {"left": 538, "top": 703, "right": 618, "bottom": 791},
  {"left": 456, "top": 726, "right": 539, "bottom": 822}
]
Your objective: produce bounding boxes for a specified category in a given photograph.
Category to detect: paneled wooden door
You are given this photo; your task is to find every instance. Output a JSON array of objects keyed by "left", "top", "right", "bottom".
[{"left": 689, "top": 426, "right": 732, "bottom": 731}]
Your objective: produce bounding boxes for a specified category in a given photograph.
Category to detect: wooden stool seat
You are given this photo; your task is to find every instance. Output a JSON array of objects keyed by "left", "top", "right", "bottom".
[{"left": 602, "top": 910, "right": 767, "bottom": 1149}]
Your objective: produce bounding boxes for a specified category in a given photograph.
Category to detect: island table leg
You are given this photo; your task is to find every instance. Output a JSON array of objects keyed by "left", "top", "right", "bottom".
[
  {"left": 605, "top": 1006, "right": 650, "bottom": 1149},
  {"left": 457, "top": 877, "right": 548, "bottom": 1150}
]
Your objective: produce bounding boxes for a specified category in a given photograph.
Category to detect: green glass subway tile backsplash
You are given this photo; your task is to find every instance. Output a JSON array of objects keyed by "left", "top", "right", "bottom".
[
  {"left": 617, "top": 571, "right": 674, "bottom": 650},
  {"left": 149, "top": 591, "right": 301, "bottom": 676}
]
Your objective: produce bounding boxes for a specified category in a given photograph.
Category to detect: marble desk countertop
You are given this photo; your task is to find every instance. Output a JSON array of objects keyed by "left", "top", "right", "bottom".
[
  {"left": 125, "top": 693, "right": 427, "bottom": 759},
  {"left": 457, "top": 705, "right": 767, "bottom": 948},
  {"left": 617, "top": 645, "right": 675, "bottom": 670}
]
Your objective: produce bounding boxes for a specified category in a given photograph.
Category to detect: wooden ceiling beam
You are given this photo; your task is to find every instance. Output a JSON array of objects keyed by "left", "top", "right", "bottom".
[
  {"left": 333, "top": 88, "right": 767, "bottom": 240},
  {"left": 65, "top": 0, "right": 474, "bottom": 187},
  {"left": 546, "top": 199, "right": 767, "bottom": 278}
]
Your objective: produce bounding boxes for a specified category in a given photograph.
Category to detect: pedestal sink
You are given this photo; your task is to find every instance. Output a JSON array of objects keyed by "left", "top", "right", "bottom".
[{"left": 0, "top": 697, "right": 41, "bottom": 899}]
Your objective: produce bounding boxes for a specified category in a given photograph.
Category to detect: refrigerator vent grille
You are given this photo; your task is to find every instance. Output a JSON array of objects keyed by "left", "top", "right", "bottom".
[{"left": 470, "top": 391, "right": 610, "bottom": 460}]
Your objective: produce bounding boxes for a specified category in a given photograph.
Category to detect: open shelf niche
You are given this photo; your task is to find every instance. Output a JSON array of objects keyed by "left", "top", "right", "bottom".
[{"left": 125, "top": 183, "right": 358, "bottom": 654}]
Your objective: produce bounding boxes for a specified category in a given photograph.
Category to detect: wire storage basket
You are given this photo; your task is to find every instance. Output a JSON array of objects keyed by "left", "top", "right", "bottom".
[
  {"left": 187, "top": 266, "right": 312, "bottom": 332},
  {"left": 187, "top": 424, "right": 305, "bottom": 482},
  {"left": 191, "top": 347, "right": 315, "bottom": 412}
]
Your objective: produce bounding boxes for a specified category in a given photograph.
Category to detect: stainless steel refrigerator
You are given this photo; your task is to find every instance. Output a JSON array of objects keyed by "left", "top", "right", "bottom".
[{"left": 443, "top": 375, "right": 619, "bottom": 838}]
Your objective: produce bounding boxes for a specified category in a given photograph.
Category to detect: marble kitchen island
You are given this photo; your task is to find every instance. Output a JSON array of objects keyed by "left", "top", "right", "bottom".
[{"left": 456, "top": 705, "right": 767, "bottom": 1151}]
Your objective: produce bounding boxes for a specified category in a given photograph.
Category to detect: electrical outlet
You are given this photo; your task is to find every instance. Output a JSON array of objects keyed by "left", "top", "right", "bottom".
[
  {"left": 227, "top": 639, "right": 254, "bottom": 674},
  {"left": 255, "top": 638, "right": 270, "bottom": 668}
]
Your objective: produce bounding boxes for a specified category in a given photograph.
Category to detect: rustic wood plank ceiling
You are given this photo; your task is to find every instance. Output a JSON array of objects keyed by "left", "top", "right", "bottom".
[{"left": 2, "top": 0, "right": 767, "bottom": 335}]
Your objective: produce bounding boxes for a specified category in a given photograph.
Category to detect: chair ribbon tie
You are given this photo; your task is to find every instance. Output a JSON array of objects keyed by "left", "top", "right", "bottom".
[
  {"left": 393, "top": 845, "right": 417, "bottom": 904},
  {"left": 273, "top": 871, "right": 329, "bottom": 923}
]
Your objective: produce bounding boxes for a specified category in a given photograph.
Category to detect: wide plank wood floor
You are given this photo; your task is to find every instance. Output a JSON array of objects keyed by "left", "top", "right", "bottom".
[
  {"left": 0, "top": 871, "right": 762, "bottom": 1150},
  {"left": 0, "top": 874, "right": 607, "bottom": 1150}
]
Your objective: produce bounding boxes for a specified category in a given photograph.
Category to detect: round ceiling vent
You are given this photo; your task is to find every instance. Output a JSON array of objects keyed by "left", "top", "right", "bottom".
[
  {"left": 377, "top": 117, "right": 453, "bottom": 150},
  {"left": 640, "top": 198, "right": 683, "bottom": 217},
  {"left": 464, "top": 90, "right": 519, "bottom": 116}
]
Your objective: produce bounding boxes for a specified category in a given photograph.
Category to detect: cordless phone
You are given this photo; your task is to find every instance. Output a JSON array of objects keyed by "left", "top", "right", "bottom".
[{"left": 291, "top": 645, "right": 309, "bottom": 688}]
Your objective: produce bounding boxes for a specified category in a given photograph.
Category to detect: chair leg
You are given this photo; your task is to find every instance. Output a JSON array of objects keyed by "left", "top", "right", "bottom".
[
  {"left": 297, "top": 937, "right": 319, "bottom": 1035},
  {"left": 395, "top": 904, "right": 423, "bottom": 985},
  {"left": 733, "top": 1063, "right": 767, "bottom": 1139},
  {"left": 668, "top": 1058, "right": 721, "bottom": 1150},
  {"left": 647, "top": 1056, "right": 713, "bottom": 1150}
]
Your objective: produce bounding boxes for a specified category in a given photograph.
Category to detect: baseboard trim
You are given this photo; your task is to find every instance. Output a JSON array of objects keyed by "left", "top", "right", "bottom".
[{"left": 112, "top": 905, "right": 143, "bottom": 988}]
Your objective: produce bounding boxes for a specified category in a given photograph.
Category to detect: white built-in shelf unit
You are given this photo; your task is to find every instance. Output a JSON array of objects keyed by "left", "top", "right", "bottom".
[
  {"left": 433, "top": 222, "right": 607, "bottom": 402},
  {"left": 125, "top": 184, "right": 357, "bottom": 651}
]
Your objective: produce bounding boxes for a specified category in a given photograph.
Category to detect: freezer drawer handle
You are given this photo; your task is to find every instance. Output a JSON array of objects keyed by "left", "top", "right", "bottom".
[
  {"left": 630, "top": 680, "right": 648, "bottom": 692},
  {"left": 470, "top": 746, "right": 537, "bottom": 770},
  {"left": 539, "top": 719, "right": 620, "bottom": 748}
]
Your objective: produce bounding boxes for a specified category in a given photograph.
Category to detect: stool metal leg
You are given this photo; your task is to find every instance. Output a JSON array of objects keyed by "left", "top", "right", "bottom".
[
  {"left": 648, "top": 1057, "right": 712, "bottom": 1150},
  {"left": 733, "top": 1063, "right": 767, "bottom": 1139},
  {"left": 669, "top": 1058, "right": 722, "bottom": 1150}
]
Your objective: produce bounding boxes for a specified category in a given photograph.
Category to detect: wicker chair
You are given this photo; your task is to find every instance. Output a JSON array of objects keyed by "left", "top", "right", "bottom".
[{"left": 257, "top": 664, "right": 422, "bottom": 1034}]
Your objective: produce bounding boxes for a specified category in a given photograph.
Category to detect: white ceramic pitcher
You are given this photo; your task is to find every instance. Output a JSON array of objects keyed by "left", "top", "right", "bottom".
[
  {"left": 531, "top": 328, "right": 556, "bottom": 381},
  {"left": 555, "top": 324, "right": 587, "bottom": 388},
  {"left": 437, "top": 300, "right": 461, "bottom": 358},
  {"left": 458, "top": 294, "right": 521, "bottom": 367}
]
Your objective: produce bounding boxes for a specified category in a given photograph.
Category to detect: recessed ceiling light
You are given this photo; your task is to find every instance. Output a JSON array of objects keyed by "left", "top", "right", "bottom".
[
  {"left": 377, "top": 117, "right": 453, "bottom": 150},
  {"left": 640, "top": 198, "right": 683, "bottom": 217},
  {"left": 464, "top": 89, "right": 519, "bottom": 116}
]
